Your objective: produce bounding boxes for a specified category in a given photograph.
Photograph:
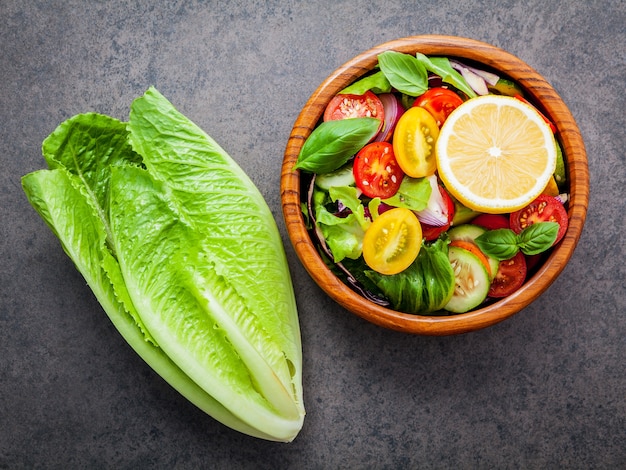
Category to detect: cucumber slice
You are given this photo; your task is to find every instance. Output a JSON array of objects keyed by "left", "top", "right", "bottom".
[
  {"left": 315, "top": 164, "right": 355, "bottom": 190},
  {"left": 445, "top": 245, "right": 491, "bottom": 313},
  {"left": 448, "top": 224, "right": 499, "bottom": 279},
  {"left": 448, "top": 223, "right": 486, "bottom": 242}
]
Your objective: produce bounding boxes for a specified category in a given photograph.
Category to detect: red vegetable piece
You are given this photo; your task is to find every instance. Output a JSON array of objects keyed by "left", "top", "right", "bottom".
[
  {"left": 413, "top": 87, "right": 464, "bottom": 127},
  {"left": 488, "top": 251, "right": 527, "bottom": 298},
  {"left": 353, "top": 142, "right": 404, "bottom": 199},
  {"left": 510, "top": 195, "right": 568, "bottom": 245},
  {"left": 324, "top": 90, "right": 385, "bottom": 135}
]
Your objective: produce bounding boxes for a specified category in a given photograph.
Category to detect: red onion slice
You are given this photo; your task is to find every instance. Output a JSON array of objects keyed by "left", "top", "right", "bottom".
[
  {"left": 415, "top": 175, "right": 450, "bottom": 226},
  {"left": 374, "top": 93, "right": 405, "bottom": 142}
]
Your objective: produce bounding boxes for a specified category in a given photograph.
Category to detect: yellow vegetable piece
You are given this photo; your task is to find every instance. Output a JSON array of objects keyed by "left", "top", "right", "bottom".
[{"left": 392, "top": 106, "right": 440, "bottom": 178}]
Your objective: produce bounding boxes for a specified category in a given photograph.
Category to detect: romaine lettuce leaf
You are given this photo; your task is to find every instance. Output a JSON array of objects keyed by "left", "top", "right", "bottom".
[
  {"left": 365, "top": 238, "right": 455, "bottom": 314},
  {"left": 21, "top": 87, "right": 304, "bottom": 442}
]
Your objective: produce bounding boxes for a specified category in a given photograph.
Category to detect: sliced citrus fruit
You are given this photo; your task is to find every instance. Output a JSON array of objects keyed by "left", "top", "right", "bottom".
[{"left": 436, "top": 95, "right": 557, "bottom": 214}]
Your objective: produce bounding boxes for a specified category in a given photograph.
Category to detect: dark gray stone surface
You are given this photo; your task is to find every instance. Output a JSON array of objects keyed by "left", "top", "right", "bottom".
[{"left": 1, "top": 1, "right": 624, "bottom": 468}]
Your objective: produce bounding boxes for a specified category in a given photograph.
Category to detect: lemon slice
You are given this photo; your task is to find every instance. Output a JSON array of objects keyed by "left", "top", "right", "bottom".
[{"left": 436, "top": 95, "right": 557, "bottom": 214}]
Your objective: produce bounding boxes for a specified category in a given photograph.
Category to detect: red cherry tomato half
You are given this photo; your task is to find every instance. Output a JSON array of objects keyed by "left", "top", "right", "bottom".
[
  {"left": 353, "top": 142, "right": 404, "bottom": 199},
  {"left": 324, "top": 90, "right": 385, "bottom": 134},
  {"left": 421, "top": 185, "right": 455, "bottom": 241},
  {"left": 488, "top": 251, "right": 527, "bottom": 298},
  {"left": 510, "top": 195, "right": 568, "bottom": 245},
  {"left": 413, "top": 87, "right": 464, "bottom": 127},
  {"left": 471, "top": 213, "right": 510, "bottom": 230},
  {"left": 513, "top": 95, "right": 557, "bottom": 133}
]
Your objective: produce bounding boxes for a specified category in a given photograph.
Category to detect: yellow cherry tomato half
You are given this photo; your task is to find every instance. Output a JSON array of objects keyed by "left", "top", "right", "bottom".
[
  {"left": 392, "top": 106, "right": 440, "bottom": 178},
  {"left": 362, "top": 207, "right": 422, "bottom": 275}
]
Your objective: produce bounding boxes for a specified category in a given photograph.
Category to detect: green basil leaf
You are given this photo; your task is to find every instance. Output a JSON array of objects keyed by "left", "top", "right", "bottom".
[
  {"left": 415, "top": 53, "right": 477, "bottom": 98},
  {"left": 475, "top": 228, "right": 520, "bottom": 261},
  {"left": 517, "top": 222, "right": 559, "bottom": 255},
  {"left": 294, "top": 117, "right": 380, "bottom": 174},
  {"left": 382, "top": 176, "right": 432, "bottom": 211},
  {"left": 340, "top": 71, "right": 392, "bottom": 95},
  {"left": 378, "top": 51, "right": 428, "bottom": 96}
]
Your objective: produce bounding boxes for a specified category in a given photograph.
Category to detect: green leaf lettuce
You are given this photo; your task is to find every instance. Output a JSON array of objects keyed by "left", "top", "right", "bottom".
[{"left": 22, "top": 87, "right": 304, "bottom": 442}]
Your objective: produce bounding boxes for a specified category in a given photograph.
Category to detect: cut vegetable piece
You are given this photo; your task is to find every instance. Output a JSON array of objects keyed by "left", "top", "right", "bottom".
[
  {"left": 488, "top": 78, "right": 523, "bottom": 97},
  {"left": 449, "top": 239, "right": 493, "bottom": 279},
  {"left": 448, "top": 224, "right": 499, "bottom": 279},
  {"left": 445, "top": 245, "right": 491, "bottom": 313},
  {"left": 315, "top": 164, "right": 355, "bottom": 190},
  {"left": 362, "top": 207, "right": 422, "bottom": 275},
  {"left": 488, "top": 251, "right": 527, "bottom": 298},
  {"left": 392, "top": 106, "right": 440, "bottom": 178}
]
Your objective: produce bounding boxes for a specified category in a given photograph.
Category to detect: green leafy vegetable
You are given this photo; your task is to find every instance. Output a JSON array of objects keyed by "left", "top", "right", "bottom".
[
  {"left": 314, "top": 187, "right": 365, "bottom": 262},
  {"left": 365, "top": 238, "right": 455, "bottom": 314},
  {"left": 377, "top": 51, "right": 429, "bottom": 96},
  {"left": 329, "top": 186, "right": 370, "bottom": 230},
  {"left": 294, "top": 117, "right": 380, "bottom": 173},
  {"left": 22, "top": 87, "right": 304, "bottom": 442},
  {"left": 415, "top": 53, "right": 477, "bottom": 98},
  {"left": 475, "top": 222, "right": 559, "bottom": 260},
  {"left": 382, "top": 176, "right": 432, "bottom": 211},
  {"left": 340, "top": 70, "right": 392, "bottom": 95}
]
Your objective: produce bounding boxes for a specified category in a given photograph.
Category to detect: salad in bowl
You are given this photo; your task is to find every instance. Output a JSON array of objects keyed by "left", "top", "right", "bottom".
[{"left": 281, "top": 36, "right": 588, "bottom": 335}]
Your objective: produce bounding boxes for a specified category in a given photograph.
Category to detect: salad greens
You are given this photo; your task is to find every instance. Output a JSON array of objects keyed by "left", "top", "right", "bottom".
[
  {"left": 298, "top": 50, "right": 570, "bottom": 314},
  {"left": 22, "top": 87, "right": 304, "bottom": 442},
  {"left": 365, "top": 238, "right": 455, "bottom": 314},
  {"left": 414, "top": 53, "right": 478, "bottom": 98}
]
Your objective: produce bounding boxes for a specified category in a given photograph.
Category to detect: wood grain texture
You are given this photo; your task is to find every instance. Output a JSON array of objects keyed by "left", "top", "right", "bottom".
[{"left": 280, "top": 35, "right": 589, "bottom": 335}]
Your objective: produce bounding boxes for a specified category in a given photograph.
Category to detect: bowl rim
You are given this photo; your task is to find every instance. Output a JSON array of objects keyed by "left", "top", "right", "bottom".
[{"left": 281, "top": 34, "right": 589, "bottom": 335}]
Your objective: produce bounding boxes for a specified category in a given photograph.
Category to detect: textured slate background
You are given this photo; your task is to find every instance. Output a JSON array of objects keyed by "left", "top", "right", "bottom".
[{"left": 2, "top": 1, "right": 625, "bottom": 468}]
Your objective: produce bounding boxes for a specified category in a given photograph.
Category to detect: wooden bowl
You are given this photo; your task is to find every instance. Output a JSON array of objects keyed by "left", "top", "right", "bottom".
[{"left": 280, "top": 35, "right": 589, "bottom": 335}]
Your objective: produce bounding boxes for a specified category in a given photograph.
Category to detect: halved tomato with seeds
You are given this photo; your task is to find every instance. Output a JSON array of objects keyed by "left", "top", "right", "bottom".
[
  {"left": 324, "top": 90, "right": 385, "bottom": 135},
  {"left": 362, "top": 207, "right": 422, "bottom": 275},
  {"left": 510, "top": 195, "right": 568, "bottom": 245},
  {"left": 488, "top": 251, "right": 527, "bottom": 298},
  {"left": 353, "top": 142, "right": 404, "bottom": 199}
]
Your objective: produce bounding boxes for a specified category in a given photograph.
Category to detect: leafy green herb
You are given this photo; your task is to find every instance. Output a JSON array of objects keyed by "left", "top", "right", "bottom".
[
  {"left": 517, "top": 222, "right": 559, "bottom": 255},
  {"left": 475, "top": 222, "right": 559, "bottom": 260},
  {"left": 415, "top": 53, "right": 477, "bottom": 98},
  {"left": 377, "top": 51, "right": 429, "bottom": 96},
  {"left": 473, "top": 228, "right": 519, "bottom": 260},
  {"left": 340, "top": 70, "right": 392, "bottom": 95},
  {"left": 294, "top": 117, "right": 380, "bottom": 173}
]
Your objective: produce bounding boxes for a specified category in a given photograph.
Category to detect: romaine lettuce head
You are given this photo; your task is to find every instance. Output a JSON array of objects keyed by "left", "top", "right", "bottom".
[{"left": 21, "top": 87, "right": 304, "bottom": 442}]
